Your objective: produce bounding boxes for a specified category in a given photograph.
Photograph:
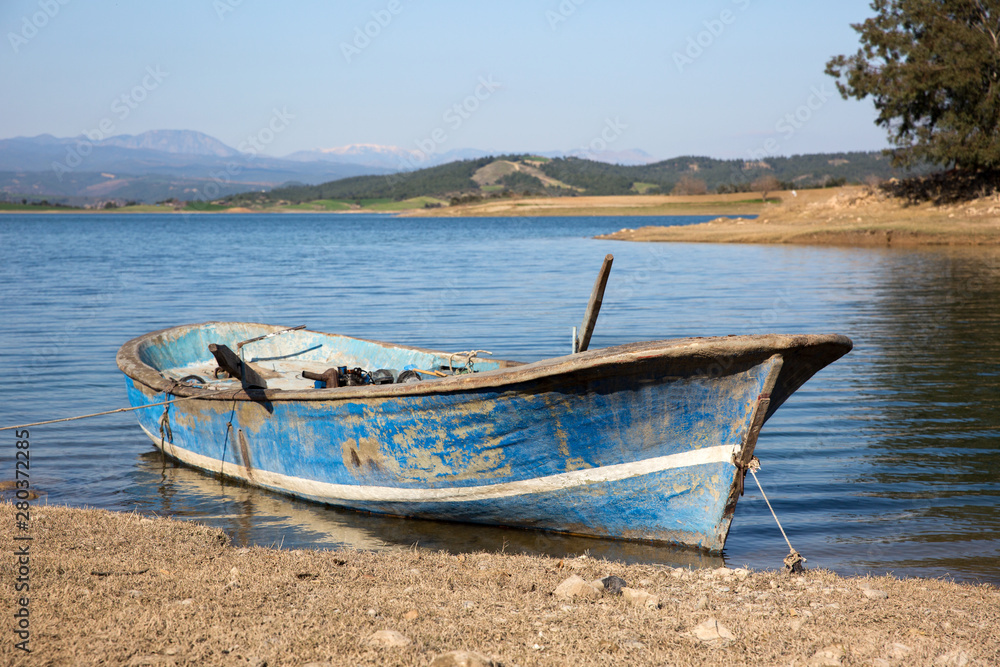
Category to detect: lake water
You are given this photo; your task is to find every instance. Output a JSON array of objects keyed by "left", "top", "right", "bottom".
[{"left": 1, "top": 213, "right": 998, "bottom": 582}]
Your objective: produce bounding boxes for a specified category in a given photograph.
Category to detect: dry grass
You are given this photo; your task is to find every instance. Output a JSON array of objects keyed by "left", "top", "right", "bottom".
[{"left": 2, "top": 503, "right": 999, "bottom": 666}]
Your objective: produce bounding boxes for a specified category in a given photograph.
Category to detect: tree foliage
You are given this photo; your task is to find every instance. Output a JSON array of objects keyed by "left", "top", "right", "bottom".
[
  {"left": 826, "top": 0, "right": 1000, "bottom": 170},
  {"left": 671, "top": 174, "right": 708, "bottom": 196},
  {"left": 498, "top": 170, "right": 546, "bottom": 192},
  {"left": 752, "top": 175, "right": 781, "bottom": 201}
]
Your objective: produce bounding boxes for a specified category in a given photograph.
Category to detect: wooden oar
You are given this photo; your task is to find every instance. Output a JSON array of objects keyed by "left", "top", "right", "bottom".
[{"left": 576, "top": 254, "right": 613, "bottom": 353}]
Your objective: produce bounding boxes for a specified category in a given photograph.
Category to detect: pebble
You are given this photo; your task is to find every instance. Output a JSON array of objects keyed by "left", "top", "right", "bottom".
[
  {"left": 622, "top": 587, "right": 659, "bottom": 609},
  {"left": 692, "top": 617, "right": 735, "bottom": 647},
  {"left": 808, "top": 644, "right": 846, "bottom": 666},
  {"left": 695, "top": 595, "right": 709, "bottom": 610},
  {"left": 600, "top": 575, "right": 627, "bottom": 596},
  {"left": 553, "top": 575, "right": 601, "bottom": 600},
  {"left": 935, "top": 650, "right": 970, "bottom": 666},
  {"left": 428, "top": 650, "right": 498, "bottom": 667},
  {"left": 862, "top": 588, "right": 889, "bottom": 600},
  {"left": 366, "top": 630, "right": 411, "bottom": 647},
  {"left": 889, "top": 643, "right": 912, "bottom": 659},
  {"left": 403, "top": 610, "right": 419, "bottom": 621}
]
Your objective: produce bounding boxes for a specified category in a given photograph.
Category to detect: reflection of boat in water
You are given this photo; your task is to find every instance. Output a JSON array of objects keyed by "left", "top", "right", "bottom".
[
  {"left": 119, "top": 319, "right": 851, "bottom": 552},
  {"left": 134, "top": 451, "right": 726, "bottom": 568},
  {"left": 135, "top": 451, "right": 388, "bottom": 551}
]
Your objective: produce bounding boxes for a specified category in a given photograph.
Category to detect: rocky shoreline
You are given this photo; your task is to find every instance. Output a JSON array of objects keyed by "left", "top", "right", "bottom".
[{"left": 1, "top": 503, "right": 997, "bottom": 666}]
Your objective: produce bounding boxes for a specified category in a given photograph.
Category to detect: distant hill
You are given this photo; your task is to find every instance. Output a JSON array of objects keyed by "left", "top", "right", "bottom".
[
  {"left": 0, "top": 170, "right": 269, "bottom": 205},
  {"left": 232, "top": 156, "right": 495, "bottom": 204},
  {"left": 540, "top": 148, "right": 658, "bottom": 166},
  {"left": 0, "top": 131, "right": 392, "bottom": 204},
  {"left": 227, "top": 151, "right": 930, "bottom": 205},
  {"left": 99, "top": 130, "right": 240, "bottom": 157},
  {"left": 536, "top": 153, "right": 932, "bottom": 195},
  {"left": 285, "top": 144, "right": 490, "bottom": 170},
  {"left": 285, "top": 144, "right": 656, "bottom": 169}
]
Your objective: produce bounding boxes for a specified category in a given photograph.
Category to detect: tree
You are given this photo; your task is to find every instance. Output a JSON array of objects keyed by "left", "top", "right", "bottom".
[
  {"left": 826, "top": 0, "right": 1000, "bottom": 170},
  {"left": 671, "top": 174, "right": 708, "bottom": 196},
  {"left": 752, "top": 175, "right": 781, "bottom": 202}
]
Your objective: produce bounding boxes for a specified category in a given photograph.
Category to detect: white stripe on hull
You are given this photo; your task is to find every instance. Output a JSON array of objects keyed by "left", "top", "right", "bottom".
[{"left": 141, "top": 425, "right": 737, "bottom": 503}]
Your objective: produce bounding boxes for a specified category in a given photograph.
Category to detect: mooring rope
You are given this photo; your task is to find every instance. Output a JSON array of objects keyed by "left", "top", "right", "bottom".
[
  {"left": 745, "top": 457, "right": 806, "bottom": 573},
  {"left": 0, "top": 396, "right": 209, "bottom": 432}
]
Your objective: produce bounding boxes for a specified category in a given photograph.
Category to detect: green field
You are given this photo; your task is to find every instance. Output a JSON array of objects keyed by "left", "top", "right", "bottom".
[
  {"left": 116, "top": 204, "right": 179, "bottom": 213},
  {"left": 365, "top": 196, "right": 447, "bottom": 211},
  {"left": 287, "top": 199, "right": 353, "bottom": 211},
  {"left": 184, "top": 201, "right": 230, "bottom": 212},
  {"left": 0, "top": 202, "right": 81, "bottom": 211}
]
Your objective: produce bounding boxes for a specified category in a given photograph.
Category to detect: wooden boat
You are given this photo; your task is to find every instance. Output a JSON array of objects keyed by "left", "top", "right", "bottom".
[{"left": 117, "top": 321, "right": 851, "bottom": 551}]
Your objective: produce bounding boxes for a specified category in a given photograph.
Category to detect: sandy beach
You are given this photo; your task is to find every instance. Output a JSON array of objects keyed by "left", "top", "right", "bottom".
[
  {"left": 3, "top": 503, "right": 997, "bottom": 666},
  {"left": 403, "top": 192, "right": 768, "bottom": 219},
  {"left": 592, "top": 187, "right": 1000, "bottom": 247}
]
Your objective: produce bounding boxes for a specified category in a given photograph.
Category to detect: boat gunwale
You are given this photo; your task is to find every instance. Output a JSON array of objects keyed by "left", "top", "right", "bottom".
[{"left": 116, "top": 321, "right": 853, "bottom": 403}]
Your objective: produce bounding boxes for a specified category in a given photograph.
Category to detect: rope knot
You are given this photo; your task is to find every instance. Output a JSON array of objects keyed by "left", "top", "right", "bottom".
[
  {"left": 784, "top": 549, "right": 806, "bottom": 575},
  {"left": 733, "top": 455, "right": 761, "bottom": 496}
]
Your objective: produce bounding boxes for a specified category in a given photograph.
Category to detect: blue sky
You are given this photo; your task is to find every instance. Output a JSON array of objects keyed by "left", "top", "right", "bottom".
[{"left": 1, "top": 0, "right": 888, "bottom": 160}]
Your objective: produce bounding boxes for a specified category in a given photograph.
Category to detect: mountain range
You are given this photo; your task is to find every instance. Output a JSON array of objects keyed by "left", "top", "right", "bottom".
[{"left": 0, "top": 130, "right": 659, "bottom": 204}]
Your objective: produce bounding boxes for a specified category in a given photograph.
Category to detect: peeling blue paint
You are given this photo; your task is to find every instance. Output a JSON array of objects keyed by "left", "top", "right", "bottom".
[{"left": 119, "top": 322, "right": 852, "bottom": 551}]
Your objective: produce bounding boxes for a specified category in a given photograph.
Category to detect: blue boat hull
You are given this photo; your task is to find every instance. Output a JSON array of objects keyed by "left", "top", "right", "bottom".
[{"left": 118, "top": 322, "right": 851, "bottom": 551}]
